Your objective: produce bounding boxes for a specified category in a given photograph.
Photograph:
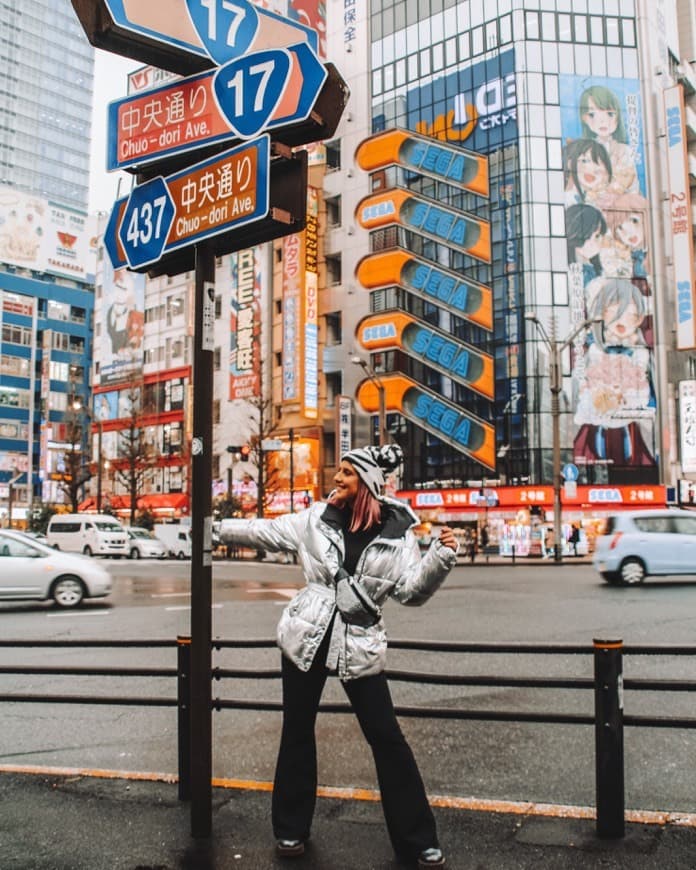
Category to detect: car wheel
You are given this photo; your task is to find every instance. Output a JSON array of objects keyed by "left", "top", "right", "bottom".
[
  {"left": 130, "top": 546, "right": 140, "bottom": 559},
  {"left": 83, "top": 545, "right": 93, "bottom": 557},
  {"left": 620, "top": 558, "right": 646, "bottom": 585},
  {"left": 177, "top": 551, "right": 185, "bottom": 560},
  {"left": 51, "top": 576, "right": 85, "bottom": 608}
]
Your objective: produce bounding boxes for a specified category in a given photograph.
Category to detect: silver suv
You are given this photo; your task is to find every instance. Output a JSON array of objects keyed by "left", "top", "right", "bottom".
[{"left": 593, "top": 509, "right": 696, "bottom": 585}]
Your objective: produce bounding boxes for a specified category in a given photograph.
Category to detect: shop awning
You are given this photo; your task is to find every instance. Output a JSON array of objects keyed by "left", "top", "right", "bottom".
[{"left": 77, "top": 494, "right": 189, "bottom": 514}]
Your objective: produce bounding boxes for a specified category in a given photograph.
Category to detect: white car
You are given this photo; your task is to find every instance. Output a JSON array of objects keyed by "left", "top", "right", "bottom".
[
  {"left": 125, "top": 527, "right": 168, "bottom": 560},
  {"left": 0, "top": 529, "right": 112, "bottom": 608},
  {"left": 593, "top": 508, "right": 696, "bottom": 585}
]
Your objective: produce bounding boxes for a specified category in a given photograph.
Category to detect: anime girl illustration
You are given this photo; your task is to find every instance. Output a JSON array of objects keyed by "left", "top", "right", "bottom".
[
  {"left": 564, "top": 138, "right": 613, "bottom": 207},
  {"left": 566, "top": 203, "right": 607, "bottom": 285},
  {"left": 573, "top": 278, "right": 655, "bottom": 466},
  {"left": 600, "top": 193, "right": 650, "bottom": 281},
  {"left": 579, "top": 85, "right": 639, "bottom": 196}
]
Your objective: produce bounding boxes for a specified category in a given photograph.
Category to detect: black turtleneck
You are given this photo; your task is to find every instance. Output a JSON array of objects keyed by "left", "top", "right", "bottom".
[{"left": 339, "top": 506, "right": 384, "bottom": 575}]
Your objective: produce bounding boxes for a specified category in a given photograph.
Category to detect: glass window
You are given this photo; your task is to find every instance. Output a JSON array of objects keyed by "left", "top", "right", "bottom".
[
  {"left": 590, "top": 16, "right": 603, "bottom": 42},
  {"left": 472, "top": 26, "right": 483, "bottom": 55},
  {"left": 574, "top": 15, "right": 588, "bottom": 42},
  {"left": 634, "top": 517, "right": 672, "bottom": 533},
  {"left": 606, "top": 17, "right": 620, "bottom": 44},
  {"left": 525, "top": 11, "right": 540, "bottom": 40},
  {"left": 544, "top": 74, "right": 559, "bottom": 104},
  {"left": 621, "top": 18, "right": 636, "bottom": 46},
  {"left": 486, "top": 21, "right": 498, "bottom": 50},
  {"left": 445, "top": 38, "right": 457, "bottom": 66},
  {"left": 458, "top": 32, "right": 470, "bottom": 60},
  {"left": 673, "top": 517, "right": 696, "bottom": 535},
  {"left": 372, "top": 68, "right": 382, "bottom": 95},
  {"left": 558, "top": 14, "right": 572, "bottom": 41},
  {"left": 549, "top": 204, "right": 565, "bottom": 234},
  {"left": 547, "top": 139, "right": 562, "bottom": 170},
  {"left": 408, "top": 53, "right": 419, "bottom": 80},
  {"left": 541, "top": 12, "right": 555, "bottom": 40},
  {"left": 395, "top": 57, "right": 406, "bottom": 86},
  {"left": 499, "top": 14, "right": 512, "bottom": 44},
  {"left": 432, "top": 42, "right": 444, "bottom": 71},
  {"left": 419, "top": 47, "right": 431, "bottom": 76}
]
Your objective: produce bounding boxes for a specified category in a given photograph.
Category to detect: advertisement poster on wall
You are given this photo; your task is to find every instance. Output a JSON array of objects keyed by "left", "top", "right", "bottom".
[
  {"left": 560, "top": 75, "right": 657, "bottom": 470},
  {"left": 100, "top": 257, "right": 145, "bottom": 386}
]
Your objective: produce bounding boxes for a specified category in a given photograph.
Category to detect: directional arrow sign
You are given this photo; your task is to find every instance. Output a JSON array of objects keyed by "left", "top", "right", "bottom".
[
  {"left": 185, "top": 0, "right": 318, "bottom": 65},
  {"left": 108, "top": 42, "right": 331, "bottom": 171},
  {"left": 71, "top": 0, "right": 317, "bottom": 75},
  {"left": 112, "top": 135, "right": 270, "bottom": 270}
]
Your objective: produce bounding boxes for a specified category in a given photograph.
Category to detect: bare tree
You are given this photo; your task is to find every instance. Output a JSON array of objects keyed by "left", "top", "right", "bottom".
[
  {"left": 57, "top": 408, "right": 91, "bottom": 512},
  {"left": 113, "top": 385, "right": 156, "bottom": 527}
]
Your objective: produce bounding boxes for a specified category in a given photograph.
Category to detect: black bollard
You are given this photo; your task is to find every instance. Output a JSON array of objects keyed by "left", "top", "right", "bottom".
[{"left": 593, "top": 638, "right": 625, "bottom": 838}]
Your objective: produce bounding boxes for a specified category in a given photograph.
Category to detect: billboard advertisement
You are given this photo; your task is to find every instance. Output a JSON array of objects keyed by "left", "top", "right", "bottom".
[
  {"left": 99, "top": 257, "right": 146, "bottom": 386},
  {"left": 230, "top": 248, "right": 262, "bottom": 399},
  {"left": 0, "top": 185, "right": 94, "bottom": 281},
  {"left": 560, "top": 75, "right": 657, "bottom": 469}
]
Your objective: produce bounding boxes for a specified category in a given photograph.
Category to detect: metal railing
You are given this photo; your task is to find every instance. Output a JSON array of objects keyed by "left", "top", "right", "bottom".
[{"left": 2, "top": 636, "right": 696, "bottom": 838}]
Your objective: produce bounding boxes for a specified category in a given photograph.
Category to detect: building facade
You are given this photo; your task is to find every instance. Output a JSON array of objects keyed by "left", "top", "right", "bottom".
[{"left": 0, "top": 0, "right": 94, "bottom": 211}]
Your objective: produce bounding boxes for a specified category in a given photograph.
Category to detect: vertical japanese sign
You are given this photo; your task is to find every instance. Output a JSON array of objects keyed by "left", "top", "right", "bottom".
[
  {"left": 282, "top": 231, "right": 303, "bottom": 403},
  {"left": 664, "top": 85, "right": 696, "bottom": 350},
  {"left": 679, "top": 380, "right": 696, "bottom": 473},
  {"left": 303, "top": 186, "right": 319, "bottom": 418},
  {"left": 230, "top": 248, "right": 261, "bottom": 399},
  {"left": 336, "top": 395, "right": 352, "bottom": 457}
]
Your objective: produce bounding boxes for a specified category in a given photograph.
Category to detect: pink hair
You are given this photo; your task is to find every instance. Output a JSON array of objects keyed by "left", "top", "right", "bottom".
[{"left": 328, "top": 476, "right": 382, "bottom": 531}]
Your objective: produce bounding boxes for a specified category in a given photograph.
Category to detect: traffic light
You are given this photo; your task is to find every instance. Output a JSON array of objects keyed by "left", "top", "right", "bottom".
[{"left": 239, "top": 445, "right": 251, "bottom": 462}]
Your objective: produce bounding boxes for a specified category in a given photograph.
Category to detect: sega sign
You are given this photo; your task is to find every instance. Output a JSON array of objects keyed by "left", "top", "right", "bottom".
[
  {"left": 415, "top": 492, "right": 445, "bottom": 507},
  {"left": 588, "top": 488, "right": 623, "bottom": 503}
]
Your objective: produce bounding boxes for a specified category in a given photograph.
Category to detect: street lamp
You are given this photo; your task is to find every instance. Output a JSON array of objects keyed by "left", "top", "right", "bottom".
[
  {"left": 525, "top": 313, "right": 599, "bottom": 563},
  {"left": 351, "top": 355, "right": 387, "bottom": 446}
]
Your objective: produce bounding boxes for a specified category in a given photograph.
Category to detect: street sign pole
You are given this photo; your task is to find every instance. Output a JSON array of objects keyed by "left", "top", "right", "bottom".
[{"left": 189, "top": 240, "right": 215, "bottom": 838}]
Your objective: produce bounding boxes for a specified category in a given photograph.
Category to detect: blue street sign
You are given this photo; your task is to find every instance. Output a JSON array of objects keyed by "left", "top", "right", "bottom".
[
  {"left": 103, "top": 196, "right": 128, "bottom": 269},
  {"left": 118, "top": 177, "right": 175, "bottom": 270},
  {"left": 110, "top": 136, "right": 270, "bottom": 270},
  {"left": 562, "top": 463, "right": 579, "bottom": 482},
  {"left": 185, "top": 0, "right": 318, "bottom": 64},
  {"left": 213, "top": 47, "right": 291, "bottom": 139}
]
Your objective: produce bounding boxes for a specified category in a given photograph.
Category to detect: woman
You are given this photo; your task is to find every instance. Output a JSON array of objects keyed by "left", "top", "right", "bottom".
[{"left": 220, "top": 444, "right": 458, "bottom": 867}]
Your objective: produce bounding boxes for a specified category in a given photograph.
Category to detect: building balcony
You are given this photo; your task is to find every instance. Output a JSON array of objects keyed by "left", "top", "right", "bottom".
[
  {"left": 685, "top": 103, "right": 696, "bottom": 141},
  {"left": 677, "top": 61, "right": 696, "bottom": 96}
]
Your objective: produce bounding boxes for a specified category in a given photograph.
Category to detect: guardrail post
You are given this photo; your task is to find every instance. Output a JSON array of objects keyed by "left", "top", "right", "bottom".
[
  {"left": 593, "top": 638, "right": 624, "bottom": 838},
  {"left": 177, "top": 635, "right": 192, "bottom": 801}
]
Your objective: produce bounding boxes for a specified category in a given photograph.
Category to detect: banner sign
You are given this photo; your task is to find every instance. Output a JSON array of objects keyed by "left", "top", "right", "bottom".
[
  {"left": 355, "top": 248, "right": 492, "bottom": 331},
  {"left": 355, "top": 127, "right": 489, "bottom": 196},
  {"left": 356, "top": 373, "right": 495, "bottom": 469},
  {"left": 664, "top": 85, "right": 696, "bottom": 349},
  {"left": 355, "top": 187, "right": 491, "bottom": 263},
  {"left": 355, "top": 311, "right": 494, "bottom": 399}
]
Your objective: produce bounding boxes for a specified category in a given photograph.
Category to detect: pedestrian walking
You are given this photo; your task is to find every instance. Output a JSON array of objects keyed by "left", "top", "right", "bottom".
[
  {"left": 220, "top": 444, "right": 458, "bottom": 867},
  {"left": 570, "top": 523, "right": 581, "bottom": 557}
]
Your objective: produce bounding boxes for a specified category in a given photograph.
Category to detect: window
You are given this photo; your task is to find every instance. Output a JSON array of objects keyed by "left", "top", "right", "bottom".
[
  {"left": 325, "top": 140, "right": 341, "bottom": 172},
  {"left": 326, "top": 195, "right": 341, "bottom": 228},
  {"left": 325, "top": 254, "right": 342, "bottom": 285},
  {"left": 325, "top": 311, "right": 342, "bottom": 345},
  {"left": 325, "top": 371, "right": 342, "bottom": 407},
  {"left": 2, "top": 324, "right": 32, "bottom": 347},
  {"left": 215, "top": 295, "right": 222, "bottom": 318},
  {"left": 673, "top": 517, "right": 696, "bottom": 535},
  {"left": 213, "top": 399, "right": 220, "bottom": 424},
  {"left": 213, "top": 347, "right": 221, "bottom": 370}
]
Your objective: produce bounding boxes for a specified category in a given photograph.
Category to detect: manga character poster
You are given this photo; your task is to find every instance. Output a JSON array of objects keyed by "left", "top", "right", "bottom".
[
  {"left": 560, "top": 75, "right": 657, "bottom": 468},
  {"left": 100, "top": 257, "right": 145, "bottom": 386}
]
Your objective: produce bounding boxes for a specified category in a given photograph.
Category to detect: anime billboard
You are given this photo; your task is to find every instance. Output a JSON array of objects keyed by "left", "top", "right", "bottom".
[
  {"left": 561, "top": 76, "right": 656, "bottom": 468},
  {"left": 100, "top": 257, "right": 145, "bottom": 386}
]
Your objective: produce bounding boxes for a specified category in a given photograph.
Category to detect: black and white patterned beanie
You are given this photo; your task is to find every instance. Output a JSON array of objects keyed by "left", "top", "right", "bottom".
[{"left": 341, "top": 444, "right": 403, "bottom": 500}]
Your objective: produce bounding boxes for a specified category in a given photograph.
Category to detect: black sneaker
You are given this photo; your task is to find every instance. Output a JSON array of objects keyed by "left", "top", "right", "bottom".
[
  {"left": 276, "top": 839, "right": 305, "bottom": 858},
  {"left": 418, "top": 847, "right": 446, "bottom": 867}
]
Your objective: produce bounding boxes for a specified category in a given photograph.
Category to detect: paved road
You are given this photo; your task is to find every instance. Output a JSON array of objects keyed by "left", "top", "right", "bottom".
[{"left": 2, "top": 560, "right": 696, "bottom": 816}]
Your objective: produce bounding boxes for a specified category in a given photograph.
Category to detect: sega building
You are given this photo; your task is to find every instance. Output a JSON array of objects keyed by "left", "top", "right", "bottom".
[{"left": 360, "top": 1, "right": 695, "bottom": 552}]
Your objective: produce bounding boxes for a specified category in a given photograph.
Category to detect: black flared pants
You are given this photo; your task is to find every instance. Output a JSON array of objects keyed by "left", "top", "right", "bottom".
[{"left": 271, "top": 632, "right": 439, "bottom": 860}]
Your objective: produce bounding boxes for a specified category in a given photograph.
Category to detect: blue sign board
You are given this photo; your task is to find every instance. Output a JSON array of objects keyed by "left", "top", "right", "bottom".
[
  {"left": 109, "top": 135, "right": 271, "bottom": 270},
  {"left": 562, "top": 463, "right": 579, "bottom": 482}
]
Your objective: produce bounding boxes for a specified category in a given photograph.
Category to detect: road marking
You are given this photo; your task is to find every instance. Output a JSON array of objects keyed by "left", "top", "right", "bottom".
[
  {"left": 46, "top": 610, "right": 111, "bottom": 618},
  {"left": 2, "top": 764, "right": 695, "bottom": 830},
  {"left": 246, "top": 588, "right": 297, "bottom": 599},
  {"left": 151, "top": 592, "right": 191, "bottom": 599}
]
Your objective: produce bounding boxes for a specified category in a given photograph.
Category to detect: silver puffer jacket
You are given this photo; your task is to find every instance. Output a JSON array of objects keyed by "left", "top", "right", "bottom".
[{"left": 219, "top": 497, "right": 458, "bottom": 680}]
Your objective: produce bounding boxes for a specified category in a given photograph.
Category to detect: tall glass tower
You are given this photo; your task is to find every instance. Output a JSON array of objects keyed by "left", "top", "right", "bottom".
[{"left": 0, "top": 0, "right": 94, "bottom": 211}]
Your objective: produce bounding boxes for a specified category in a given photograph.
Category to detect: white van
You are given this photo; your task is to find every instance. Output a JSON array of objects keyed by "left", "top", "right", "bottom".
[
  {"left": 154, "top": 523, "right": 192, "bottom": 559},
  {"left": 46, "top": 514, "right": 128, "bottom": 558}
]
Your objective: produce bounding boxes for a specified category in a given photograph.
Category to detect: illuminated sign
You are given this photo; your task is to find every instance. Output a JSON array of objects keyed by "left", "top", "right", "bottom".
[
  {"left": 355, "top": 249, "right": 492, "bottom": 331},
  {"left": 355, "top": 188, "right": 490, "bottom": 263},
  {"left": 355, "top": 128, "right": 488, "bottom": 197},
  {"left": 356, "top": 373, "right": 495, "bottom": 470},
  {"left": 356, "top": 311, "right": 494, "bottom": 399}
]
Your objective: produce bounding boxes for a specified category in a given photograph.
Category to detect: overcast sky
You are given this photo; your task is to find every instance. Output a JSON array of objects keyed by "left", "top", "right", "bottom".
[{"left": 88, "top": 50, "right": 139, "bottom": 214}]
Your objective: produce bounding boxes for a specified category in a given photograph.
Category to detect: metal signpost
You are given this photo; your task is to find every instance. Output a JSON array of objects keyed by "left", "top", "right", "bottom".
[{"left": 73, "top": 0, "right": 346, "bottom": 840}]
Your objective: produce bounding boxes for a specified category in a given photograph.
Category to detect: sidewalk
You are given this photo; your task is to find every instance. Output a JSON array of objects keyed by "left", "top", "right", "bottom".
[{"left": 2, "top": 768, "right": 696, "bottom": 870}]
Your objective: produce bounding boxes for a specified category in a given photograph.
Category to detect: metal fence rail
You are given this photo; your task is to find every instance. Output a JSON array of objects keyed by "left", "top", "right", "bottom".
[{"left": 2, "top": 635, "right": 696, "bottom": 838}]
